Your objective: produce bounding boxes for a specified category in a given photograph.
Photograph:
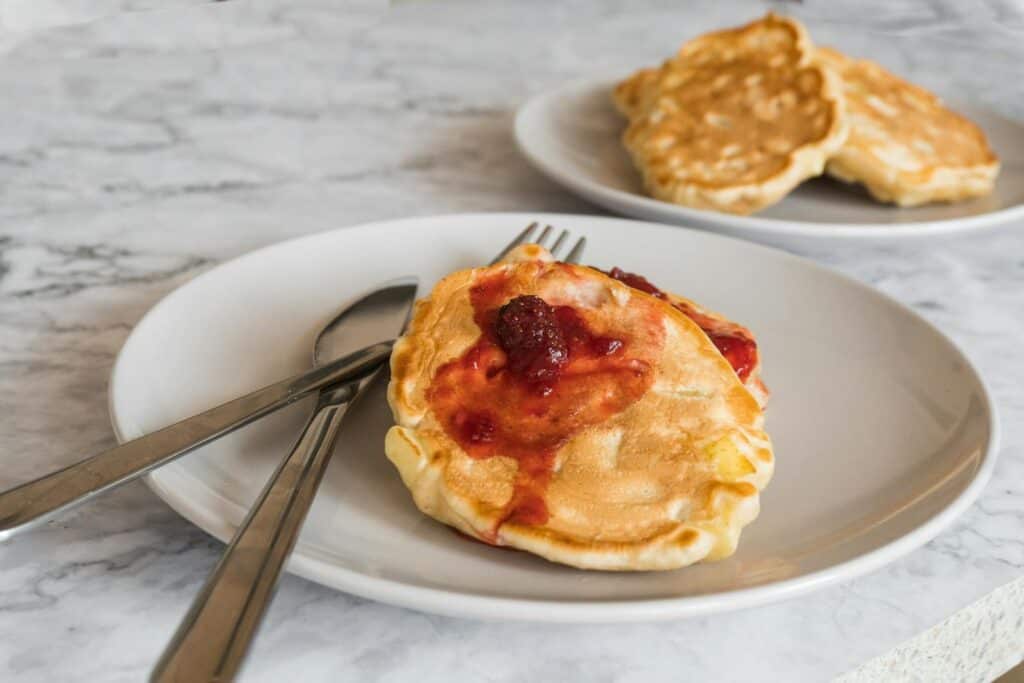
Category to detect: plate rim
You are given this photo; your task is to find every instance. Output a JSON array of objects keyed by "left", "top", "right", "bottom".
[
  {"left": 108, "top": 212, "right": 1002, "bottom": 622},
  {"left": 514, "top": 76, "right": 1024, "bottom": 240}
]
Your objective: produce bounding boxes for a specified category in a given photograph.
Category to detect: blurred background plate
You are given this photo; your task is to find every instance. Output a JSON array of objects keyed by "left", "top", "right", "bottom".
[{"left": 515, "top": 78, "right": 1024, "bottom": 247}]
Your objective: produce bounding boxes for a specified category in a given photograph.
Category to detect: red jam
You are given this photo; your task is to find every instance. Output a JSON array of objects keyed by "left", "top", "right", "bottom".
[
  {"left": 426, "top": 273, "right": 662, "bottom": 535},
  {"left": 602, "top": 267, "right": 758, "bottom": 383},
  {"left": 605, "top": 267, "right": 665, "bottom": 298},
  {"left": 706, "top": 331, "right": 757, "bottom": 384}
]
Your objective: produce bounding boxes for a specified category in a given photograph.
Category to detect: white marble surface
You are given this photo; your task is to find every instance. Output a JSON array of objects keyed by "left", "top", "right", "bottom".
[{"left": 0, "top": 0, "right": 1022, "bottom": 681}]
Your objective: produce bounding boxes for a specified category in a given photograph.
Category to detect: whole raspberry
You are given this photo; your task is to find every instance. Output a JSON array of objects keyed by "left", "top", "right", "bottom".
[{"left": 495, "top": 295, "right": 568, "bottom": 383}]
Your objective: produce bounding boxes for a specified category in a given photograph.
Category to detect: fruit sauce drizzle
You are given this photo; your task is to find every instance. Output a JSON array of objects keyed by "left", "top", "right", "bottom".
[
  {"left": 604, "top": 267, "right": 758, "bottom": 382},
  {"left": 426, "top": 272, "right": 660, "bottom": 539}
]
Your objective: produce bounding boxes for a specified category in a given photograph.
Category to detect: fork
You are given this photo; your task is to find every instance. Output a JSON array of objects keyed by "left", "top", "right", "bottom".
[{"left": 492, "top": 221, "right": 587, "bottom": 265}]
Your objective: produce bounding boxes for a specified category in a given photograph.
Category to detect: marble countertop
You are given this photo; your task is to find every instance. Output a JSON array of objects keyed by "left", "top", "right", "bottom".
[{"left": 1, "top": 1, "right": 1022, "bottom": 681}]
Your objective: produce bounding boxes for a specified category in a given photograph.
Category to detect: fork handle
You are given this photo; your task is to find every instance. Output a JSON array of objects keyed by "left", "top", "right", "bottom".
[
  {"left": 0, "top": 342, "right": 392, "bottom": 541},
  {"left": 150, "top": 384, "right": 356, "bottom": 683}
]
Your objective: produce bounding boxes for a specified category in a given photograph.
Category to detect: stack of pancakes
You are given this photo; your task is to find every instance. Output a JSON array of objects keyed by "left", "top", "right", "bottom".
[
  {"left": 386, "top": 245, "right": 773, "bottom": 571},
  {"left": 614, "top": 14, "right": 1000, "bottom": 214}
]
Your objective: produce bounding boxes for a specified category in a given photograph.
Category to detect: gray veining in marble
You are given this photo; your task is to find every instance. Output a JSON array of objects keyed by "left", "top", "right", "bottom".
[{"left": 0, "top": 0, "right": 1022, "bottom": 681}]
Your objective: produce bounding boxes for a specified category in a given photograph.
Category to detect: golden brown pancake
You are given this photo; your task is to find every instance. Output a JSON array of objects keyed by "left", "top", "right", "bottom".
[
  {"left": 816, "top": 47, "right": 999, "bottom": 206},
  {"left": 613, "top": 14, "right": 848, "bottom": 215},
  {"left": 385, "top": 252, "right": 773, "bottom": 571}
]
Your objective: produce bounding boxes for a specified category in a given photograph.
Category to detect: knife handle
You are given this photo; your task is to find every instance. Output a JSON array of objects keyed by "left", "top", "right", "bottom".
[
  {"left": 150, "top": 383, "right": 356, "bottom": 683},
  {"left": 0, "top": 342, "right": 392, "bottom": 541}
]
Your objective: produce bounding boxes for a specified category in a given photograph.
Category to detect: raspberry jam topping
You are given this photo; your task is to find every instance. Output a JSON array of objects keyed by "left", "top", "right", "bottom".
[
  {"left": 602, "top": 267, "right": 758, "bottom": 383},
  {"left": 706, "top": 331, "right": 757, "bottom": 385},
  {"left": 605, "top": 267, "right": 665, "bottom": 299},
  {"left": 427, "top": 272, "right": 662, "bottom": 535}
]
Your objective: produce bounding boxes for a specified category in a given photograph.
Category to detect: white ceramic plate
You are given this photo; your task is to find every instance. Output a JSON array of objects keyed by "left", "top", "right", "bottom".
[
  {"left": 515, "top": 77, "right": 1024, "bottom": 246},
  {"left": 109, "top": 213, "right": 998, "bottom": 622}
]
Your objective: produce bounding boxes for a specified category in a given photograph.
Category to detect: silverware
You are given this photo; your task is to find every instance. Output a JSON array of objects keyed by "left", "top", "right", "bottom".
[
  {"left": 152, "top": 223, "right": 586, "bottom": 682},
  {"left": 149, "top": 278, "right": 418, "bottom": 683},
  {"left": 0, "top": 341, "right": 392, "bottom": 541}
]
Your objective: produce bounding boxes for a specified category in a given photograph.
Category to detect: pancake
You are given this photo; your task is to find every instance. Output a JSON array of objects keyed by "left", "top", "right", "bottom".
[
  {"left": 613, "top": 14, "right": 848, "bottom": 215},
  {"left": 385, "top": 251, "right": 773, "bottom": 571},
  {"left": 816, "top": 47, "right": 999, "bottom": 206}
]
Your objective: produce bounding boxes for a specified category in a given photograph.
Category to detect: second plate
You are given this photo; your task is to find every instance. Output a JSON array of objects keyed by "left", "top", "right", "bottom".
[{"left": 514, "top": 77, "right": 1024, "bottom": 246}]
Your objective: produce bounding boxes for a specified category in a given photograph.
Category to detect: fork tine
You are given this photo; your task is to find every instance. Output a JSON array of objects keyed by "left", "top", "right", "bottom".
[
  {"left": 489, "top": 222, "right": 539, "bottom": 265},
  {"left": 548, "top": 229, "right": 569, "bottom": 259},
  {"left": 535, "top": 224, "right": 554, "bottom": 248},
  {"left": 564, "top": 236, "right": 587, "bottom": 265}
]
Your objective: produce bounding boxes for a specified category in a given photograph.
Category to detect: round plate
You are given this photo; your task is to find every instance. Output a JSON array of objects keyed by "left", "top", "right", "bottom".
[
  {"left": 109, "top": 213, "right": 998, "bottom": 622},
  {"left": 514, "top": 77, "right": 1024, "bottom": 246}
]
